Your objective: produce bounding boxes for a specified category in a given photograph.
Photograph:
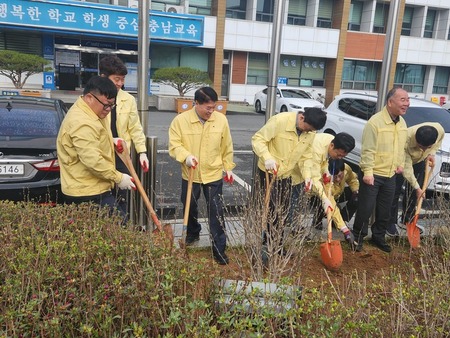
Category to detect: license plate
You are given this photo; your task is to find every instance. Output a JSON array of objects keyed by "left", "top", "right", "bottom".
[{"left": 0, "top": 164, "right": 25, "bottom": 175}]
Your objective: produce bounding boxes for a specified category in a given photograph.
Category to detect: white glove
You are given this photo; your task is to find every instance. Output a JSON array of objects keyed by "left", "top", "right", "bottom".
[
  {"left": 304, "top": 178, "right": 313, "bottom": 192},
  {"left": 264, "top": 159, "right": 278, "bottom": 174},
  {"left": 118, "top": 173, "right": 136, "bottom": 190},
  {"left": 113, "top": 138, "right": 126, "bottom": 153},
  {"left": 185, "top": 155, "right": 198, "bottom": 168},
  {"left": 322, "top": 198, "right": 333, "bottom": 213},
  {"left": 139, "top": 153, "right": 149, "bottom": 172}
]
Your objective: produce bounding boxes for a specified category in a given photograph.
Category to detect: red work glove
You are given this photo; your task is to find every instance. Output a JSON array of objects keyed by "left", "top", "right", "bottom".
[
  {"left": 139, "top": 153, "right": 149, "bottom": 173},
  {"left": 113, "top": 137, "right": 125, "bottom": 153},
  {"left": 304, "top": 178, "right": 313, "bottom": 192},
  {"left": 224, "top": 171, "right": 234, "bottom": 185},
  {"left": 322, "top": 172, "right": 331, "bottom": 184}
]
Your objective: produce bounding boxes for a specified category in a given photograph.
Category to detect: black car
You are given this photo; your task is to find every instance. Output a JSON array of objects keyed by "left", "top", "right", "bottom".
[{"left": 0, "top": 95, "right": 68, "bottom": 204}]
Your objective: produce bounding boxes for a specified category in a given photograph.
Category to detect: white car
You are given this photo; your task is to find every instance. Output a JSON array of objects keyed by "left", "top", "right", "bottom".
[
  {"left": 254, "top": 87, "right": 324, "bottom": 114},
  {"left": 322, "top": 92, "right": 450, "bottom": 194}
]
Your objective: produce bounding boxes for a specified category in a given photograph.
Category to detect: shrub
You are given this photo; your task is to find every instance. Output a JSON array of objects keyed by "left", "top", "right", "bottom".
[{"left": 152, "top": 67, "right": 212, "bottom": 97}]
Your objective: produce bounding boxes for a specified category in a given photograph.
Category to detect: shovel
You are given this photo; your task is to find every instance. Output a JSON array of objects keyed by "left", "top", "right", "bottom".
[
  {"left": 320, "top": 180, "right": 343, "bottom": 271},
  {"left": 179, "top": 166, "right": 195, "bottom": 251},
  {"left": 114, "top": 142, "right": 174, "bottom": 247},
  {"left": 406, "top": 159, "right": 433, "bottom": 249}
]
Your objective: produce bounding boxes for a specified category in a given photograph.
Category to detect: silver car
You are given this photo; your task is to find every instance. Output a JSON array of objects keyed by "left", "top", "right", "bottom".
[
  {"left": 322, "top": 92, "right": 450, "bottom": 194},
  {"left": 254, "top": 86, "right": 324, "bottom": 114}
]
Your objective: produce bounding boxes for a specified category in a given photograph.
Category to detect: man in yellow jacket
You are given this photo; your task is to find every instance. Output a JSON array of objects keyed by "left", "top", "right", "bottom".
[
  {"left": 388, "top": 123, "right": 444, "bottom": 236},
  {"left": 99, "top": 55, "right": 148, "bottom": 215},
  {"left": 169, "top": 87, "right": 235, "bottom": 265},
  {"left": 352, "top": 87, "right": 409, "bottom": 252},
  {"left": 57, "top": 76, "right": 136, "bottom": 222},
  {"left": 251, "top": 107, "right": 327, "bottom": 254},
  {"left": 305, "top": 133, "right": 356, "bottom": 247},
  {"left": 310, "top": 158, "right": 359, "bottom": 245}
]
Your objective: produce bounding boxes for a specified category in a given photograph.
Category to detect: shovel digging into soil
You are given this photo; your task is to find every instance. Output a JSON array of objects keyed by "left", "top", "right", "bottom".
[
  {"left": 406, "top": 159, "right": 433, "bottom": 249},
  {"left": 114, "top": 142, "right": 174, "bottom": 248},
  {"left": 320, "top": 179, "right": 343, "bottom": 271}
]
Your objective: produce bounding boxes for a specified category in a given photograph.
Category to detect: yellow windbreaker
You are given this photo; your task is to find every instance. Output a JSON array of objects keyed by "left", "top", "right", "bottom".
[
  {"left": 360, "top": 107, "right": 408, "bottom": 178},
  {"left": 168, "top": 107, "right": 235, "bottom": 184},
  {"left": 57, "top": 97, "right": 122, "bottom": 197},
  {"left": 403, "top": 122, "right": 444, "bottom": 189},
  {"left": 106, "top": 89, "right": 147, "bottom": 153},
  {"left": 251, "top": 112, "right": 315, "bottom": 182},
  {"left": 331, "top": 163, "right": 359, "bottom": 198}
]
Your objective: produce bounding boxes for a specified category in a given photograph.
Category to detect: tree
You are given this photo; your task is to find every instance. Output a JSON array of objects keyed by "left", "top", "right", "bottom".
[
  {"left": 0, "top": 50, "right": 52, "bottom": 89},
  {"left": 152, "top": 66, "right": 212, "bottom": 97}
]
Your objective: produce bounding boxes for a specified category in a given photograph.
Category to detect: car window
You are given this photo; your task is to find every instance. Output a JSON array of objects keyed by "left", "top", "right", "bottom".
[
  {"left": 404, "top": 106, "right": 450, "bottom": 132},
  {"left": 281, "top": 89, "right": 311, "bottom": 99},
  {"left": 0, "top": 108, "right": 59, "bottom": 138},
  {"left": 338, "top": 98, "right": 377, "bottom": 120}
]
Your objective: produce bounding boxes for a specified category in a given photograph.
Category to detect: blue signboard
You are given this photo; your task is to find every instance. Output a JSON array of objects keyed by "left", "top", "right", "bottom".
[
  {"left": 0, "top": 0, "right": 204, "bottom": 45},
  {"left": 278, "top": 77, "right": 288, "bottom": 85}
]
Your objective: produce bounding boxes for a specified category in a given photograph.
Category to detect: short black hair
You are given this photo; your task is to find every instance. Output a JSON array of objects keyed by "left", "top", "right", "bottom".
[
  {"left": 416, "top": 125, "right": 438, "bottom": 147},
  {"left": 328, "top": 158, "right": 345, "bottom": 175},
  {"left": 302, "top": 107, "right": 327, "bottom": 131},
  {"left": 195, "top": 86, "right": 218, "bottom": 104},
  {"left": 83, "top": 76, "right": 117, "bottom": 99},
  {"left": 332, "top": 132, "right": 355, "bottom": 153},
  {"left": 99, "top": 54, "right": 128, "bottom": 77}
]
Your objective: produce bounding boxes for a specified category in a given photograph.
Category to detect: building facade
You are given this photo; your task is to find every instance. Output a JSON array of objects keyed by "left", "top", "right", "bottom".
[{"left": 1, "top": 0, "right": 450, "bottom": 106}]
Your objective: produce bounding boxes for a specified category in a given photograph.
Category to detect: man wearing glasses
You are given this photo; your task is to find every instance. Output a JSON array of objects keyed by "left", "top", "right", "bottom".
[{"left": 57, "top": 76, "right": 136, "bottom": 223}]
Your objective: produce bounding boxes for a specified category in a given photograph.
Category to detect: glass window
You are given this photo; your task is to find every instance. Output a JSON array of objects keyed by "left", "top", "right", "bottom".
[
  {"left": 338, "top": 98, "right": 377, "bottom": 120},
  {"left": 300, "top": 57, "right": 326, "bottom": 87},
  {"left": 151, "top": 0, "right": 180, "bottom": 12},
  {"left": 317, "top": 0, "right": 333, "bottom": 28},
  {"left": 341, "top": 60, "right": 378, "bottom": 90},
  {"left": 433, "top": 67, "right": 450, "bottom": 94},
  {"left": 256, "top": 0, "right": 274, "bottom": 22},
  {"left": 348, "top": 0, "right": 363, "bottom": 31},
  {"left": 247, "top": 53, "right": 269, "bottom": 85},
  {"left": 189, "top": 0, "right": 212, "bottom": 15},
  {"left": 150, "top": 45, "right": 209, "bottom": 74},
  {"left": 394, "top": 63, "right": 425, "bottom": 93},
  {"left": 373, "top": 2, "right": 388, "bottom": 33},
  {"left": 424, "top": 9, "right": 436, "bottom": 38},
  {"left": 287, "top": 0, "right": 307, "bottom": 26},
  {"left": 226, "top": 0, "right": 246, "bottom": 19},
  {"left": 401, "top": 6, "right": 413, "bottom": 36}
]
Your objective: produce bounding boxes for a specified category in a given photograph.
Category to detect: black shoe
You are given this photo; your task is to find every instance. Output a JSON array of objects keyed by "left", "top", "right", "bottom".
[
  {"left": 386, "top": 224, "right": 399, "bottom": 237},
  {"left": 185, "top": 235, "right": 200, "bottom": 246},
  {"left": 369, "top": 238, "right": 392, "bottom": 253},
  {"left": 355, "top": 241, "right": 363, "bottom": 252},
  {"left": 214, "top": 253, "right": 229, "bottom": 265}
]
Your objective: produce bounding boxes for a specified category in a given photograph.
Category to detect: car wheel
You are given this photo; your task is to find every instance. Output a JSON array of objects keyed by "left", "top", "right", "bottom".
[
  {"left": 280, "top": 105, "right": 288, "bottom": 112},
  {"left": 255, "top": 100, "right": 263, "bottom": 114}
]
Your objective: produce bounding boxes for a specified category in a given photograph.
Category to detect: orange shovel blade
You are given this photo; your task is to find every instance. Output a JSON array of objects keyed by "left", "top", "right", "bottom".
[
  {"left": 406, "top": 215, "right": 421, "bottom": 249},
  {"left": 320, "top": 240, "right": 343, "bottom": 271}
]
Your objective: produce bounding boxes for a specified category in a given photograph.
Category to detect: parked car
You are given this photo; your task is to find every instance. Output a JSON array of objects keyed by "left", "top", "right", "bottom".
[
  {"left": 0, "top": 95, "right": 68, "bottom": 204},
  {"left": 254, "top": 86, "right": 325, "bottom": 114},
  {"left": 442, "top": 101, "right": 450, "bottom": 111},
  {"left": 322, "top": 92, "right": 450, "bottom": 194}
]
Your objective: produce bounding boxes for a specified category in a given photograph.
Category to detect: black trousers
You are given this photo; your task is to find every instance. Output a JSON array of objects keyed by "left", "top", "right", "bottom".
[
  {"left": 258, "top": 169, "right": 293, "bottom": 245},
  {"left": 390, "top": 160, "right": 426, "bottom": 225},
  {"left": 64, "top": 190, "right": 127, "bottom": 225},
  {"left": 352, "top": 173, "right": 396, "bottom": 243},
  {"left": 181, "top": 178, "right": 226, "bottom": 258}
]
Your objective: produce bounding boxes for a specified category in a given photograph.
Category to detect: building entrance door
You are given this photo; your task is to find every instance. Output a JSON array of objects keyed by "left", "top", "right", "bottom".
[{"left": 81, "top": 52, "right": 99, "bottom": 87}]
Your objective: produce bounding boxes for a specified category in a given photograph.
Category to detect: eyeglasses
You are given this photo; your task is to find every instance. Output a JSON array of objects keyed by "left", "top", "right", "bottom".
[{"left": 90, "top": 92, "right": 116, "bottom": 110}]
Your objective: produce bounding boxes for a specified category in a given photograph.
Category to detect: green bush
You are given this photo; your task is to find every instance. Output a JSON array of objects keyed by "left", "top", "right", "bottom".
[
  {"left": 152, "top": 67, "right": 212, "bottom": 97},
  {"left": 1, "top": 200, "right": 450, "bottom": 337}
]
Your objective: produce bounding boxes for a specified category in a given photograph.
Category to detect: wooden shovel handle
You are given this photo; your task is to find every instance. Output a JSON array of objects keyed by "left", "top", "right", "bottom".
[
  {"left": 183, "top": 167, "right": 195, "bottom": 227},
  {"left": 415, "top": 160, "right": 433, "bottom": 215},
  {"left": 115, "top": 142, "right": 163, "bottom": 232}
]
